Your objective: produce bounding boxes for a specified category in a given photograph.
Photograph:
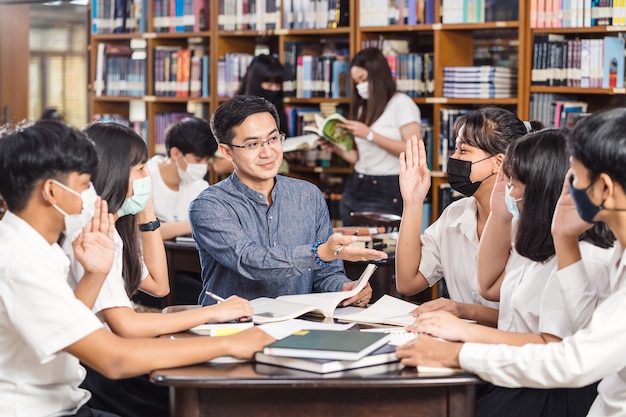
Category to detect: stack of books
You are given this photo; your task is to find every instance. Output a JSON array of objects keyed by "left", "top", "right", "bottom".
[
  {"left": 443, "top": 66, "right": 517, "bottom": 99},
  {"left": 255, "top": 329, "right": 400, "bottom": 374}
]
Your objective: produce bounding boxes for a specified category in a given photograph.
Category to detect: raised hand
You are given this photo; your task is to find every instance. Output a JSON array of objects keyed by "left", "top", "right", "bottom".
[
  {"left": 72, "top": 197, "right": 115, "bottom": 277},
  {"left": 490, "top": 164, "right": 513, "bottom": 220},
  {"left": 552, "top": 170, "right": 593, "bottom": 240},
  {"left": 399, "top": 136, "right": 431, "bottom": 205}
]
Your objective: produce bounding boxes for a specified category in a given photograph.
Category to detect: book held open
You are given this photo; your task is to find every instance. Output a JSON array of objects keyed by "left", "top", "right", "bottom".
[
  {"left": 250, "top": 264, "right": 378, "bottom": 324},
  {"left": 303, "top": 113, "right": 354, "bottom": 151}
]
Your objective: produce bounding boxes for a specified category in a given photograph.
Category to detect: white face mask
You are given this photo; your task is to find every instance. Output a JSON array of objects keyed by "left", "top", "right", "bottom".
[
  {"left": 356, "top": 81, "right": 369, "bottom": 100},
  {"left": 505, "top": 184, "right": 523, "bottom": 221},
  {"left": 176, "top": 156, "right": 208, "bottom": 183},
  {"left": 47, "top": 180, "right": 98, "bottom": 241}
]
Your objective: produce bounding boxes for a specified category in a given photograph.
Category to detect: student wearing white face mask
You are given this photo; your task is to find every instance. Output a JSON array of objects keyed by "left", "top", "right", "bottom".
[
  {"left": 147, "top": 117, "right": 217, "bottom": 240},
  {"left": 63, "top": 122, "right": 255, "bottom": 417},
  {"left": 318, "top": 47, "right": 421, "bottom": 226}
]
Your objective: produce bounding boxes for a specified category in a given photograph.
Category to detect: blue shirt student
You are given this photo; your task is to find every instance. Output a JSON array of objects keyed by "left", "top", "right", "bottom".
[{"left": 191, "top": 173, "right": 350, "bottom": 305}]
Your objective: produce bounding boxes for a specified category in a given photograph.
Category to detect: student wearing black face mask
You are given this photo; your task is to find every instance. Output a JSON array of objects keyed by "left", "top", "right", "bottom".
[
  {"left": 212, "top": 54, "right": 291, "bottom": 177},
  {"left": 396, "top": 107, "right": 539, "bottom": 326}
]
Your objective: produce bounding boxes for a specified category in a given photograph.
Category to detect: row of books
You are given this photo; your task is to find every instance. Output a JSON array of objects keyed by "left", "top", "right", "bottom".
[
  {"left": 153, "top": 0, "right": 210, "bottom": 32},
  {"left": 93, "top": 113, "right": 148, "bottom": 144},
  {"left": 439, "top": 107, "right": 471, "bottom": 172},
  {"left": 94, "top": 44, "right": 146, "bottom": 97},
  {"left": 529, "top": 94, "right": 590, "bottom": 127},
  {"left": 217, "top": 0, "right": 281, "bottom": 31},
  {"left": 216, "top": 53, "right": 254, "bottom": 98},
  {"left": 442, "top": 66, "right": 517, "bottom": 99},
  {"left": 531, "top": 35, "right": 625, "bottom": 88},
  {"left": 530, "top": 0, "right": 626, "bottom": 28},
  {"left": 359, "top": 0, "right": 436, "bottom": 26},
  {"left": 282, "top": 0, "right": 349, "bottom": 29},
  {"left": 153, "top": 46, "right": 210, "bottom": 97},
  {"left": 441, "top": 0, "right": 519, "bottom": 24},
  {"left": 154, "top": 111, "right": 195, "bottom": 154},
  {"left": 91, "top": 0, "right": 144, "bottom": 34}
]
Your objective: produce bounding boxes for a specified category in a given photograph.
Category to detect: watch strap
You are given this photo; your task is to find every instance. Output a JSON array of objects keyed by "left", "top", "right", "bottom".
[{"left": 138, "top": 219, "right": 161, "bottom": 232}]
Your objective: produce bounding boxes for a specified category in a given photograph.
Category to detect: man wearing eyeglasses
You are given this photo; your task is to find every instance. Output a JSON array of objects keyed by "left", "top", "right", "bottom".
[{"left": 190, "top": 95, "right": 387, "bottom": 307}]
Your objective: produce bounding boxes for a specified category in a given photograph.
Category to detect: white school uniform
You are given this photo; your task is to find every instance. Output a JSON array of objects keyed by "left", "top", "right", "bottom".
[
  {"left": 0, "top": 212, "right": 103, "bottom": 416},
  {"left": 460, "top": 245, "right": 626, "bottom": 417},
  {"left": 419, "top": 197, "right": 500, "bottom": 309},
  {"left": 498, "top": 241, "right": 613, "bottom": 337},
  {"left": 147, "top": 155, "right": 208, "bottom": 223}
]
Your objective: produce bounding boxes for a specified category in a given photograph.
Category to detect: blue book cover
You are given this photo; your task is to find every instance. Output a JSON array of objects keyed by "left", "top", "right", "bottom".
[
  {"left": 331, "top": 58, "right": 350, "bottom": 99},
  {"left": 603, "top": 36, "right": 625, "bottom": 88},
  {"left": 201, "top": 55, "right": 209, "bottom": 97}
]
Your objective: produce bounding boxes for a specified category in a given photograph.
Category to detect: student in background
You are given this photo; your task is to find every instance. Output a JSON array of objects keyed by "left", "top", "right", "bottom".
[
  {"left": 66, "top": 122, "right": 256, "bottom": 417},
  {"left": 147, "top": 117, "right": 216, "bottom": 240},
  {"left": 210, "top": 53, "right": 292, "bottom": 177},
  {"left": 190, "top": 95, "right": 387, "bottom": 306},
  {"left": 396, "top": 107, "right": 532, "bottom": 325},
  {"left": 0, "top": 119, "right": 273, "bottom": 417},
  {"left": 319, "top": 47, "right": 421, "bottom": 225},
  {"left": 396, "top": 108, "right": 626, "bottom": 417},
  {"left": 407, "top": 129, "right": 614, "bottom": 417}
]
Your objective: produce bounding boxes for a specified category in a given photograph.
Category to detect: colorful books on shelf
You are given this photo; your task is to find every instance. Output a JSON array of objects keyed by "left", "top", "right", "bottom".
[
  {"left": 154, "top": 111, "right": 194, "bottom": 154},
  {"left": 250, "top": 264, "right": 378, "bottom": 324},
  {"left": 153, "top": 45, "right": 209, "bottom": 98},
  {"left": 94, "top": 43, "right": 146, "bottom": 97},
  {"left": 262, "top": 329, "right": 391, "bottom": 361},
  {"left": 359, "top": 0, "right": 436, "bottom": 25},
  {"left": 255, "top": 342, "right": 399, "bottom": 373},
  {"left": 443, "top": 66, "right": 516, "bottom": 99},
  {"left": 283, "top": 0, "right": 349, "bottom": 29},
  {"left": 602, "top": 36, "right": 625, "bottom": 88},
  {"left": 216, "top": 53, "right": 254, "bottom": 98},
  {"left": 92, "top": 0, "right": 144, "bottom": 34},
  {"left": 530, "top": 93, "right": 589, "bottom": 128},
  {"left": 152, "top": 0, "right": 210, "bottom": 33},
  {"left": 217, "top": 0, "right": 281, "bottom": 31},
  {"left": 303, "top": 113, "right": 354, "bottom": 151}
]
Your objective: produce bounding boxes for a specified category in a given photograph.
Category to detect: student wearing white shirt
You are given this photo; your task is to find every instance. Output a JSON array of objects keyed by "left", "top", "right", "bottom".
[
  {"left": 319, "top": 47, "right": 421, "bottom": 225},
  {"left": 0, "top": 120, "right": 273, "bottom": 417},
  {"left": 396, "top": 108, "right": 626, "bottom": 417},
  {"left": 147, "top": 117, "right": 216, "bottom": 241},
  {"left": 396, "top": 107, "right": 534, "bottom": 325},
  {"left": 407, "top": 129, "right": 615, "bottom": 417}
]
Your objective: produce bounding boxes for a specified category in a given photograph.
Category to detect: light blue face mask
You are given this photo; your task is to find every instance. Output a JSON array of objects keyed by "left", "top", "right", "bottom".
[
  {"left": 505, "top": 184, "right": 523, "bottom": 220},
  {"left": 118, "top": 176, "right": 151, "bottom": 217}
]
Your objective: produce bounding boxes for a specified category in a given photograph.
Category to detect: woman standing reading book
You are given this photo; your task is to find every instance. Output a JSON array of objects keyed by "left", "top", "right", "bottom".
[{"left": 319, "top": 47, "right": 421, "bottom": 226}]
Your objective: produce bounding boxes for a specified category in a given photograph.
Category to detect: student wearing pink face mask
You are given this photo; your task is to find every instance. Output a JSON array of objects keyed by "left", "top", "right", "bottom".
[{"left": 147, "top": 117, "right": 217, "bottom": 240}]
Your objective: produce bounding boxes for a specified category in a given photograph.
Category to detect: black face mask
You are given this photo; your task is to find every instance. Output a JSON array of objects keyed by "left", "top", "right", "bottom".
[
  {"left": 260, "top": 88, "right": 282, "bottom": 104},
  {"left": 447, "top": 156, "right": 495, "bottom": 197}
]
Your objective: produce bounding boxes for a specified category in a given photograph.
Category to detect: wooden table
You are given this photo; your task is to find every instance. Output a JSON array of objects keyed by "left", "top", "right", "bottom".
[{"left": 151, "top": 362, "right": 481, "bottom": 417}]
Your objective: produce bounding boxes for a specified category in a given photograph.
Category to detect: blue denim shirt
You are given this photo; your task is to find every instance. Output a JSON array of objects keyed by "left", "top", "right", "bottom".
[{"left": 190, "top": 173, "right": 349, "bottom": 305}]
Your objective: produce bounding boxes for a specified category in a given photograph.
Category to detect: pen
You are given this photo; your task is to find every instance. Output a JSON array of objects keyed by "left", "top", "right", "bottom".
[
  {"left": 206, "top": 291, "right": 226, "bottom": 303},
  {"left": 334, "top": 245, "right": 344, "bottom": 256}
]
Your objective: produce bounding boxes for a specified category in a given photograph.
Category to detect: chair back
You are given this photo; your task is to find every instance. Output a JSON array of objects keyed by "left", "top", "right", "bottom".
[{"left": 349, "top": 211, "right": 401, "bottom": 232}]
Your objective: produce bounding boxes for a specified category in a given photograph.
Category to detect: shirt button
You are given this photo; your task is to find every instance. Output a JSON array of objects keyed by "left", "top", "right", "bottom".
[
  {"left": 258, "top": 195, "right": 263, "bottom": 199},
  {"left": 373, "top": 179, "right": 378, "bottom": 185},
  {"left": 273, "top": 242, "right": 277, "bottom": 247},
  {"left": 358, "top": 174, "right": 364, "bottom": 179},
  {"left": 269, "top": 216, "right": 273, "bottom": 220},
  {"left": 307, "top": 268, "right": 311, "bottom": 271}
]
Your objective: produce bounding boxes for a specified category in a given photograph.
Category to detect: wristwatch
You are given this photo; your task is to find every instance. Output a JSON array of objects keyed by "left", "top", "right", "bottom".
[
  {"left": 366, "top": 130, "right": 375, "bottom": 142},
  {"left": 138, "top": 219, "right": 161, "bottom": 232}
]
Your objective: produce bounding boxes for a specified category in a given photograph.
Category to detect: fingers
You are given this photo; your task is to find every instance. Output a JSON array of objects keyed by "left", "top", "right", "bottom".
[{"left": 91, "top": 196, "right": 102, "bottom": 232}]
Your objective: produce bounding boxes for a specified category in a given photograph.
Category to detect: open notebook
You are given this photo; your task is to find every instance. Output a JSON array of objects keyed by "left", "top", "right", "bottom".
[{"left": 250, "top": 264, "right": 378, "bottom": 324}]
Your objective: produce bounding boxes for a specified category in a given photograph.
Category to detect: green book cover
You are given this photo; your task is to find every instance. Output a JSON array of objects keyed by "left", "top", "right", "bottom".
[
  {"left": 303, "top": 113, "right": 354, "bottom": 151},
  {"left": 262, "top": 330, "right": 391, "bottom": 361}
]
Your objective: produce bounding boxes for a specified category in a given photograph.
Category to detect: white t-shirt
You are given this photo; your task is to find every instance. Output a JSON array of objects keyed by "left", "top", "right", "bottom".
[
  {"left": 354, "top": 93, "right": 421, "bottom": 176},
  {"left": 460, "top": 245, "right": 626, "bottom": 417},
  {"left": 147, "top": 155, "right": 208, "bottom": 222},
  {"left": 498, "top": 241, "right": 614, "bottom": 337},
  {"left": 0, "top": 212, "right": 103, "bottom": 416},
  {"left": 419, "top": 197, "right": 500, "bottom": 309}
]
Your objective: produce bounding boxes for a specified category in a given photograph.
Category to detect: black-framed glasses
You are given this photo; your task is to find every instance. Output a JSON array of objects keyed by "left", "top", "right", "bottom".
[{"left": 229, "top": 133, "right": 286, "bottom": 151}]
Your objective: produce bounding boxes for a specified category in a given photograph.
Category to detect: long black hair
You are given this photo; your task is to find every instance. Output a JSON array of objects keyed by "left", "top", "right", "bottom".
[{"left": 83, "top": 122, "right": 149, "bottom": 296}]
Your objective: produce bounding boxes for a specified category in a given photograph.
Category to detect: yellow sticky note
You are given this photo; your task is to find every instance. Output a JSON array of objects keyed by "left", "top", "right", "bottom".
[{"left": 211, "top": 328, "right": 245, "bottom": 337}]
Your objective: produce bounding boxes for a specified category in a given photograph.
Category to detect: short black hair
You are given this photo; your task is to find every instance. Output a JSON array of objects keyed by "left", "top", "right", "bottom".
[
  {"left": 453, "top": 106, "right": 528, "bottom": 156},
  {"left": 210, "top": 95, "right": 280, "bottom": 145},
  {"left": 0, "top": 119, "right": 97, "bottom": 212},
  {"left": 164, "top": 117, "right": 217, "bottom": 158},
  {"left": 568, "top": 107, "right": 626, "bottom": 192}
]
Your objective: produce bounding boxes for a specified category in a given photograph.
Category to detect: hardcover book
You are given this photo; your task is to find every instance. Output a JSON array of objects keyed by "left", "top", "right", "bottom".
[{"left": 262, "top": 329, "right": 391, "bottom": 361}]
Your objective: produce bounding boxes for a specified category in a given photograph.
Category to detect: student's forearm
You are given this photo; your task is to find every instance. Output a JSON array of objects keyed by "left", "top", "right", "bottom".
[
  {"left": 465, "top": 325, "right": 559, "bottom": 346},
  {"left": 395, "top": 203, "right": 429, "bottom": 295},
  {"left": 74, "top": 271, "right": 108, "bottom": 309},
  {"left": 457, "top": 303, "right": 499, "bottom": 327},
  {"left": 476, "top": 215, "right": 511, "bottom": 298},
  {"left": 158, "top": 221, "right": 192, "bottom": 241},
  {"left": 137, "top": 210, "right": 169, "bottom": 296},
  {"left": 553, "top": 235, "right": 583, "bottom": 270}
]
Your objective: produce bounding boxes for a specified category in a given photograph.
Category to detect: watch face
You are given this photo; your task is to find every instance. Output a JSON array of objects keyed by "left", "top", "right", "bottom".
[{"left": 366, "top": 131, "right": 374, "bottom": 141}]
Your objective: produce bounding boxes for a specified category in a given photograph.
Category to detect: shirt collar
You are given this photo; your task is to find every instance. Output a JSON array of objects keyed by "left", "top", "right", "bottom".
[{"left": 230, "top": 173, "right": 281, "bottom": 205}]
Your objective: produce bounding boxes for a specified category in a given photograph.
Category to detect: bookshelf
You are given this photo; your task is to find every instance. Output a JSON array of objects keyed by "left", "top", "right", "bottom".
[{"left": 89, "top": 0, "right": 626, "bottom": 217}]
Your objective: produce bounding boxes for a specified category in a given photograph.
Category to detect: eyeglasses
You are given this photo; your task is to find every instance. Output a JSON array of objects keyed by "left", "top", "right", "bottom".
[{"left": 229, "top": 133, "right": 286, "bottom": 151}]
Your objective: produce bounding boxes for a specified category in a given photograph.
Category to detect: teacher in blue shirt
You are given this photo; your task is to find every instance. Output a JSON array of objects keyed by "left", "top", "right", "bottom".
[{"left": 190, "top": 95, "right": 387, "bottom": 306}]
